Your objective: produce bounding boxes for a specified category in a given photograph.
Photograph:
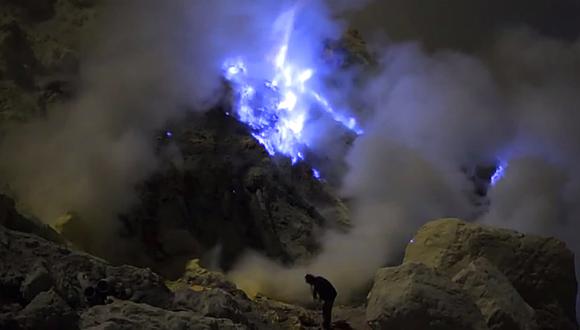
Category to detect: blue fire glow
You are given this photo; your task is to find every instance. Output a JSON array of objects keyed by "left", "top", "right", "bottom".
[
  {"left": 312, "top": 168, "right": 321, "bottom": 179},
  {"left": 490, "top": 161, "right": 508, "bottom": 186},
  {"left": 222, "top": 6, "right": 363, "bottom": 166}
]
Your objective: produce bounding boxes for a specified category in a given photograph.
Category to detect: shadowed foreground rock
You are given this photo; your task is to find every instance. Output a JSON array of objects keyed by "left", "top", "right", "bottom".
[
  {"left": 0, "top": 224, "right": 327, "bottom": 329},
  {"left": 403, "top": 218, "right": 577, "bottom": 330}
]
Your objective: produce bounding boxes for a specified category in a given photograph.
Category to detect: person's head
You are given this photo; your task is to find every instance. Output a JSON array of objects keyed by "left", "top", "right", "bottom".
[{"left": 305, "top": 273, "right": 315, "bottom": 284}]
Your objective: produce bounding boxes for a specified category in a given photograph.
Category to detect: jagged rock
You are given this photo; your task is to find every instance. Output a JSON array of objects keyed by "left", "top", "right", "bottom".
[
  {"left": 0, "top": 0, "right": 95, "bottom": 125},
  {"left": 366, "top": 262, "right": 488, "bottom": 330},
  {"left": 80, "top": 299, "right": 246, "bottom": 330},
  {"left": 173, "top": 287, "right": 274, "bottom": 329},
  {"left": 0, "top": 193, "right": 63, "bottom": 244},
  {"left": 404, "top": 218, "right": 578, "bottom": 330},
  {"left": 114, "top": 112, "right": 351, "bottom": 275},
  {"left": 0, "top": 223, "right": 332, "bottom": 330},
  {"left": 252, "top": 295, "right": 319, "bottom": 330},
  {"left": 0, "top": 225, "right": 173, "bottom": 310},
  {"left": 13, "top": 289, "right": 78, "bottom": 330},
  {"left": 20, "top": 260, "right": 54, "bottom": 301},
  {"left": 452, "top": 257, "right": 537, "bottom": 330}
]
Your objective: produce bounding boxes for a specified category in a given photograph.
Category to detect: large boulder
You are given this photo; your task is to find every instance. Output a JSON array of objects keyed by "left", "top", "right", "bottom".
[
  {"left": 404, "top": 218, "right": 578, "bottom": 330},
  {"left": 452, "top": 257, "right": 537, "bottom": 330},
  {"left": 366, "top": 262, "right": 488, "bottom": 330}
]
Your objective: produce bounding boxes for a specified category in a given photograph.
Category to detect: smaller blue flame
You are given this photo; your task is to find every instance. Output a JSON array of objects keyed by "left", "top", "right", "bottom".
[
  {"left": 490, "top": 161, "right": 508, "bottom": 186},
  {"left": 312, "top": 168, "right": 321, "bottom": 179}
]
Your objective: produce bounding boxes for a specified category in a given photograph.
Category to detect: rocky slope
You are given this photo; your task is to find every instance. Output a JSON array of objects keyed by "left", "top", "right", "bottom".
[{"left": 1, "top": 212, "right": 577, "bottom": 329}]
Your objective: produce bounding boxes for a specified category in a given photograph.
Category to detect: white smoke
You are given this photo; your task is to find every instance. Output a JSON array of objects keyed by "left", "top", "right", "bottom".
[
  {"left": 0, "top": 0, "right": 320, "bottom": 256},
  {"left": 1, "top": 0, "right": 580, "bottom": 310},
  {"left": 230, "top": 28, "right": 580, "bottom": 308}
]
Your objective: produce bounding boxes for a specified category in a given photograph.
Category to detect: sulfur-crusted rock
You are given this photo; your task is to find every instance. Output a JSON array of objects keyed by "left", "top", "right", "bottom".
[
  {"left": 174, "top": 259, "right": 238, "bottom": 291},
  {"left": 366, "top": 262, "right": 488, "bottom": 330},
  {"left": 452, "top": 257, "right": 537, "bottom": 330},
  {"left": 404, "top": 218, "right": 578, "bottom": 330}
]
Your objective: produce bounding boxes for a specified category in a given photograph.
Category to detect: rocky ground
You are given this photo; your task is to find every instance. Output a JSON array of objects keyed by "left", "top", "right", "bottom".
[{"left": 1, "top": 199, "right": 578, "bottom": 329}]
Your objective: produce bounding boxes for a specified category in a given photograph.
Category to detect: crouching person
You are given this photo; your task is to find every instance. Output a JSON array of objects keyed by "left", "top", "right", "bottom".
[{"left": 305, "top": 274, "right": 337, "bottom": 330}]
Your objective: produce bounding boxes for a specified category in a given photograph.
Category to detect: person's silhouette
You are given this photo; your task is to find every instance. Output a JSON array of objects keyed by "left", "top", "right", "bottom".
[{"left": 305, "top": 274, "right": 337, "bottom": 330}]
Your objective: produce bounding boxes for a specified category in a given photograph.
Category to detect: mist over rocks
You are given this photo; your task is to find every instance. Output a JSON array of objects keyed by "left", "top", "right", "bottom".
[{"left": 0, "top": 0, "right": 580, "bottom": 329}]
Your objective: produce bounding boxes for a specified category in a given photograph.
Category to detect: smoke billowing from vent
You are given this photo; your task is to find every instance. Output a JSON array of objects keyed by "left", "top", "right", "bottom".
[
  {"left": 230, "top": 28, "right": 580, "bottom": 305},
  {"left": 0, "top": 0, "right": 320, "bottom": 253}
]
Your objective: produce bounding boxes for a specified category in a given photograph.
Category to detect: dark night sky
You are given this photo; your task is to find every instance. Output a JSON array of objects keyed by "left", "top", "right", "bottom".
[{"left": 348, "top": 0, "right": 580, "bottom": 51}]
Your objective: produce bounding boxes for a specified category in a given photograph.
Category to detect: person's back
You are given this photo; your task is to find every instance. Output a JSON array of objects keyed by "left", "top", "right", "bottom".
[
  {"left": 305, "top": 274, "right": 337, "bottom": 329},
  {"left": 311, "top": 276, "right": 337, "bottom": 301}
]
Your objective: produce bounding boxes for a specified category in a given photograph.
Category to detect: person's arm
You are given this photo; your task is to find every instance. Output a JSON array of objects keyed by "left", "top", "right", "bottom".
[{"left": 311, "top": 285, "right": 319, "bottom": 301}]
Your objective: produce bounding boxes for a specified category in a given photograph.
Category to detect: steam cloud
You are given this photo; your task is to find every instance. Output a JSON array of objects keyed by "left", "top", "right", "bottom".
[
  {"left": 0, "top": 0, "right": 579, "bottom": 308},
  {"left": 230, "top": 28, "right": 580, "bottom": 306},
  {"left": 0, "top": 0, "right": 307, "bottom": 256}
]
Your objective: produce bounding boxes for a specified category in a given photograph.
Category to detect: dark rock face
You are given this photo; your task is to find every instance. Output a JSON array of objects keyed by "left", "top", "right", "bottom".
[
  {"left": 12, "top": 289, "right": 78, "bottom": 330},
  {"left": 94, "top": 109, "right": 352, "bottom": 275},
  {"left": 0, "top": 224, "right": 173, "bottom": 311},
  {"left": 404, "top": 218, "right": 578, "bottom": 330},
  {"left": 366, "top": 262, "right": 488, "bottom": 330},
  {"left": 0, "top": 193, "right": 63, "bottom": 243}
]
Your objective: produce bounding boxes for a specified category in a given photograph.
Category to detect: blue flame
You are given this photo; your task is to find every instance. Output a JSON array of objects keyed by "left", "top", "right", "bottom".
[
  {"left": 490, "top": 161, "right": 508, "bottom": 186},
  {"left": 222, "top": 6, "right": 362, "bottom": 167},
  {"left": 312, "top": 168, "right": 321, "bottom": 179}
]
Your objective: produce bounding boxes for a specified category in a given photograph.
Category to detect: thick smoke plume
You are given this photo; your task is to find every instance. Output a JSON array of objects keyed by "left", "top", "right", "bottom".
[
  {"left": 0, "top": 0, "right": 312, "bottom": 256},
  {"left": 230, "top": 29, "right": 580, "bottom": 306}
]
